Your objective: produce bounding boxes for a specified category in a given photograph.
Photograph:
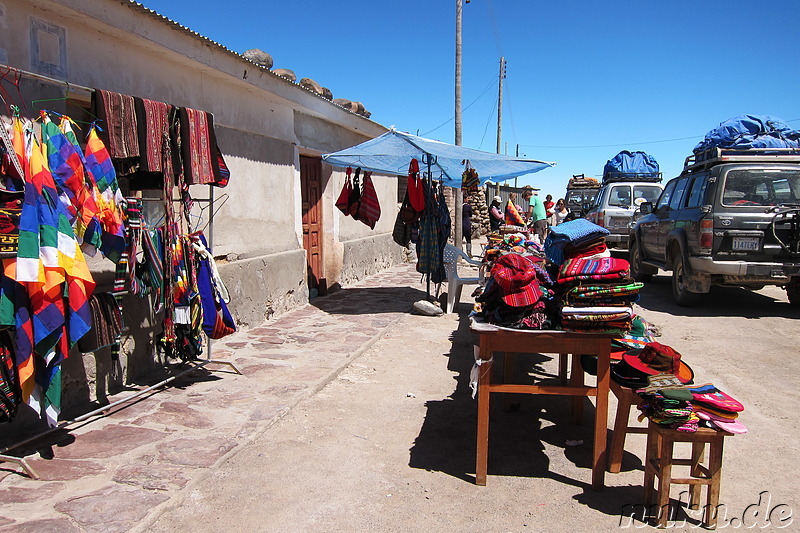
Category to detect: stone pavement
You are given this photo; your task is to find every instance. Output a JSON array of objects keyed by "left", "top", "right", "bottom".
[{"left": 0, "top": 262, "right": 434, "bottom": 532}]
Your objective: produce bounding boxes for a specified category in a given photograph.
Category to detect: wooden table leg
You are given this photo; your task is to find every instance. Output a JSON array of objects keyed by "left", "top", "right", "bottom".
[
  {"left": 570, "top": 353, "right": 584, "bottom": 424},
  {"left": 608, "top": 381, "right": 633, "bottom": 473},
  {"left": 591, "top": 342, "right": 611, "bottom": 491},
  {"left": 475, "top": 343, "right": 493, "bottom": 486}
]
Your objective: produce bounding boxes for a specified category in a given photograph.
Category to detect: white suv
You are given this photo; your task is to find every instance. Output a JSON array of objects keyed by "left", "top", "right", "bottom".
[{"left": 585, "top": 181, "right": 664, "bottom": 249}]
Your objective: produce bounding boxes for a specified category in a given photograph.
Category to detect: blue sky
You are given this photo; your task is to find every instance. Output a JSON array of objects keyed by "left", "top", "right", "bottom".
[{"left": 141, "top": 0, "right": 800, "bottom": 198}]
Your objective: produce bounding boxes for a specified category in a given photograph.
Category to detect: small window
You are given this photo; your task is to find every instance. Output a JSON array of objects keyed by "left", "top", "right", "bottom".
[
  {"left": 669, "top": 177, "right": 690, "bottom": 210},
  {"left": 685, "top": 175, "right": 709, "bottom": 208},
  {"left": 608, "top": 185, "right": 632, "bottom": 207},
  {"left": 657, "top": 180, "right": 677, "bottom": 209}
]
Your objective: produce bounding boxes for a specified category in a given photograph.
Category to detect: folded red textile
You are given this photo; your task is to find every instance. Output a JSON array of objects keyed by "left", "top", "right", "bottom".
[{"left": 565, "top": 240, "right": 608, "bottom": 260}]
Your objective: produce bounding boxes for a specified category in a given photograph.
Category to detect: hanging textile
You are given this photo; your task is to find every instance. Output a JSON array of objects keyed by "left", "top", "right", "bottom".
[
  {"left": 407, "top": 159, "right": 424, "bottom": 212},
  {"left": 431, "top": 184, "right": 451, "bottom": 284},
  {"left": 347, "top": 167, "right": 362, "bottom": 217},
  {"left": 178, "top": 107, "right": 230, "bottom": 187},
  {"left": 134, "top": 97, "right": 174, "bottom": 175},
  {"left": 77, "top": 292, "right": 124, "bottom": 353},
  {"left": 461, "top": 160, "right": 479, "bottom": 192},
  {"left": 11, "top": 118, "right": 94, "bottom": 426},
  {"left": 83, "top": 125, "right": 126, "bottom": 263},
  {"left": 356, "top": 171, "right": 381, "bottom": 229},
  {"left": 335, "top": 167, "right": 353, "bottom": 215},
  {"left": 93, "top": 89, "right": 140, "bottom": 175},
  {"left": 192, "top": 233, "right": 235, "bottom": 339},
  {"left": 416, "top": 180, "right": 439, "bottom": 276}
]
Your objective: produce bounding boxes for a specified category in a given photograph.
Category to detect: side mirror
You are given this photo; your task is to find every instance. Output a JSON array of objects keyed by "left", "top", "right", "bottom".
[{"left": 639, "top": 202, "right": 654, "bottom": 214}]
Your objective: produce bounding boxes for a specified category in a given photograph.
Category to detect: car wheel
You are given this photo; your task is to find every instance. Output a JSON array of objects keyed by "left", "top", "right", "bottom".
[
  {"left": 671, "top": 254, "right": 701, "bottom": 307},
  {"left": 787, "top": 278, "right": 800, "bottom": 306},
  {"left": 630, "top": 239, "right": 653, "bottom": 282}
]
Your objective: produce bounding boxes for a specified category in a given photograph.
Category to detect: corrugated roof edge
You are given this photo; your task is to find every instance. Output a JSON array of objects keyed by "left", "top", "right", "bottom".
[{"left": 123, "top": 0, "right": 382, "bottom": 126}]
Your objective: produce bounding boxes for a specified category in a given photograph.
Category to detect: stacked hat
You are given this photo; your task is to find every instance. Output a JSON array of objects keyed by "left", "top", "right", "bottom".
[
  {"left": 475, "top": 253, "right": 555, "bottom": 330},
  {"left": 687, "top": 384, "right": 747, "bottom": 434},
  {"left": 611, "top": 342, "right": 695, "bottom": 389},
  {"left": 491, "top": 253, "right": 542, "bottom": 307},
  {"left": 636, "top": 373, "right": 699, "bottom": 433}
]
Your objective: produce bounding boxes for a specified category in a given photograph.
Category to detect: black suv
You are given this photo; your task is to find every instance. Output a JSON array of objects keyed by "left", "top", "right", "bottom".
[{"left": 629, "top": 147, "right": 800, "bottom": 306}]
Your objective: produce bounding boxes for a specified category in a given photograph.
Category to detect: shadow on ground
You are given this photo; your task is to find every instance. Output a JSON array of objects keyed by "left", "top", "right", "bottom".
[
  {"left": 637, "top": 275, "right": 800, "bottom": 319},
  {"left": 408, "top": 310, "right": 618, "bottom": 498},
  {"left": 312, "top": 286, "right": 429, "bottom": 315}
]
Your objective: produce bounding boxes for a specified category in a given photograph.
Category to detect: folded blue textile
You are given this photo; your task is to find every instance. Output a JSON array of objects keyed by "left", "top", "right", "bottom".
[{"left": 545, "top": 219, "right": 609, "bottom": 265}]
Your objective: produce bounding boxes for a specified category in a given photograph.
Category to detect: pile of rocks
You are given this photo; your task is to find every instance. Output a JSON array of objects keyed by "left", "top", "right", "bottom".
[
  {"left": 466, "top": 188, "right": 490, "bottom": 237},
  {"left": 242, "top": 48, "right": 370, "bottom": 118}
]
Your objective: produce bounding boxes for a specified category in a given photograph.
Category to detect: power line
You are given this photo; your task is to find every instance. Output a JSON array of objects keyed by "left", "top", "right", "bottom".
[
  {"left": 478, "top": 92, "right": 498, "bottom": 150},
  {"left": 520, "top": 117, "right": 800, "bottom": 149},
  {"left": 519, "top": 135, "right": 703, "bottom": 149},
  {"left": 421, "top": 78, "right": 497, "bottom": 136}
]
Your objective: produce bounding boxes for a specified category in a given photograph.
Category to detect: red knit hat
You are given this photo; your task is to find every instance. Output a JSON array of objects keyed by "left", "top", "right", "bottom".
[
  {"left": 491, "top": 254, "right": 542, "bottom": 307},
  {"left": 622, "top": 342, "right": 694, "bottom": 384}
]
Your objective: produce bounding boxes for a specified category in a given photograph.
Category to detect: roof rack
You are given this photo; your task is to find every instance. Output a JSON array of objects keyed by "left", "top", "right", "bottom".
[
  {"left": 601, "top": 172, "right": 662, "bottom": 184},
  {"left": 684, "top": 147, "right": 800, "bottom": 172}
]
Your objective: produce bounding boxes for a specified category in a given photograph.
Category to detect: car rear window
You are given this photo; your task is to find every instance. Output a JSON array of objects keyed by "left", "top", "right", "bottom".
[{"left": 721, "top": 169, "right": 800, "bottom": 206}]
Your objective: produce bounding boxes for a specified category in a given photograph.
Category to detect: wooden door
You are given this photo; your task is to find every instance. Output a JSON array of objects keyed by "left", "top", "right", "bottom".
[{"left": 300, "top": 156, "right": 325, "bottom": 295}]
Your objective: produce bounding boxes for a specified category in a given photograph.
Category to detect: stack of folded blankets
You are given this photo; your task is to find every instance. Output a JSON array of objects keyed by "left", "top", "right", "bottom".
[
  {"left": 545, "top": 219, "right": 643, "bottom": 333},
  {"left": 557, "top": 257, "right": 641, "bottom": 333},
  {"left": 687, "top": 384, "right": 747, "bottom": 434}
]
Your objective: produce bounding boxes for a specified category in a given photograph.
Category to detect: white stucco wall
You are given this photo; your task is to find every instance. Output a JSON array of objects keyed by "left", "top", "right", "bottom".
[{"left": 1, "top": 0, "right": 402, "bottom": 409}]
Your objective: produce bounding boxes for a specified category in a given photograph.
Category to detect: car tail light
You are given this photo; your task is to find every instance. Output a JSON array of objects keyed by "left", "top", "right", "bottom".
[
  {"left": 700, "top": 219, "right": 713, "bottom": 253},
  {"left": 596, "top": 212, "right": 605, "bottom": 227}
]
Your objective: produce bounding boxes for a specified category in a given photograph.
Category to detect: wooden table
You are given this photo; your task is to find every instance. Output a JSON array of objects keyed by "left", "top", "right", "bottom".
[{"left": 471, "top": 320, "right": 614, "bottom": 490}]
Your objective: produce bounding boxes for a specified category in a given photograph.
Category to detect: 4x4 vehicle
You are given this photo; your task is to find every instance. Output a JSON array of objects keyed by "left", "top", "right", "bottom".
[
  {"left": 629, "top": 147, "right": 800, "bottom": 306},
  {"left": 565, "top": 174, "right": 601, "bottom": 218},
  {"left": 584, "top": 151, "right": 663, "bottom": 249},
  {"left": 584, "top": 180, "right": 663, "bottom": 249}
]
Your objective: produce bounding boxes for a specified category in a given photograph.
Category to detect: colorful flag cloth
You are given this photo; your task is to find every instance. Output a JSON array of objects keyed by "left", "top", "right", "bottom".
[
  {"left": 504, "top": 199, "right": 526, "bottom": 227},
  {"left": 83, "top": 125, "right": 126, "bottom": 263},
  {"left": 41, "top": 114, "right": 104, "bottom": 256},
  {"left": 12, "top": 124, "right": 95, "bottom": 426}
]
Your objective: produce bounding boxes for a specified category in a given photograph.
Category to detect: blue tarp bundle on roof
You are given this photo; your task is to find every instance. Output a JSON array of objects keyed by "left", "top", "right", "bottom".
[
  {"left": 322, "top": 129, "right": 555, "bottom": 188},
  {"left": 693, "top": 115, "right": 800, "bottom": 153},
  {"left": 602, "top": 150, "right": 660, "bottom": 181}
]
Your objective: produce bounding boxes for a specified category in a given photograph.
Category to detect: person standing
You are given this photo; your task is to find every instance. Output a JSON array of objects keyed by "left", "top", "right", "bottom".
[
  {"left": 554, "top": 198, "right": 569, "bottom": 225},
  {"left": 489, "top": 195, "right": 503, "bottom": 231},
  {"left": 462, "top": 200, "right": 474, "bottom": 256},
  {"left": 523, "top": 187, "right": 548, "bottom": 242},
  {"left": 544, "top": 194, "right": 555, "bottom": 225}
]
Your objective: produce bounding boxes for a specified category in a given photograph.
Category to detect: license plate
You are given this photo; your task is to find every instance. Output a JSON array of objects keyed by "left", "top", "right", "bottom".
[{"left": 732, "top": 237, "right": 759, "bottom": 251}]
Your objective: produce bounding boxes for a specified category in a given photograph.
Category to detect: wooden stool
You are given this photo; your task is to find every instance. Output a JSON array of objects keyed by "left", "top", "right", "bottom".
[
  {"left": 607, "top": 380, "right": 648, "bottom": 473},
  {"left": 643, "top": 422, "right": 732, "bottom": 529}
]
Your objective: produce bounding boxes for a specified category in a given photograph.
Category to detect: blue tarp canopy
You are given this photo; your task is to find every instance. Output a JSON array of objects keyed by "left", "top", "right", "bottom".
[{"left": 322, "top": 129, "right": 555, "bottom": 187}]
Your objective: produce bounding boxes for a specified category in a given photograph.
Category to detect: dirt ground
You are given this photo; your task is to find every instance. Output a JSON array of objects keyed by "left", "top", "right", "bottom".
[{"left": 140, "top": 271, "right": 800, "bottom": 533}]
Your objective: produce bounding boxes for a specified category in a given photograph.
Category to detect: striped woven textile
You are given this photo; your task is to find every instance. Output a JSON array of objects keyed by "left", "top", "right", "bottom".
[
  {"left": 356, "top": 172, "right": 381, "bottom": 229},
  {"left": 94, "top": 89, "right": 139, "bottom": 160},
  {"left": 178, "top": 107, "right": 230, "bottom": 187}
]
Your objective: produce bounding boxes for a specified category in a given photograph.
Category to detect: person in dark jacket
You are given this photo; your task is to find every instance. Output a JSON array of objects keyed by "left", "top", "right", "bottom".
[
  {"left": 489, "top": 195, "right": 503, "bottom": 231},
  {"left": 462, "top": 200, "right": 474, "bottom": 256}
]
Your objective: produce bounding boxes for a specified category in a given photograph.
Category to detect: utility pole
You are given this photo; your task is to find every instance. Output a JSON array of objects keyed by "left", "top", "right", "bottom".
[
  {"left": 496, "top": 56, "right": 506, "bottom": 155},
  {"left": 454, "top": 0, "right": 463, "bottom": 253}
]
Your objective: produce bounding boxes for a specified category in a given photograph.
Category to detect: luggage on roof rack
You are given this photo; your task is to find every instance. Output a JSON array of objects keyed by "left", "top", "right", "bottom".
[
  {"left": 602, "top": 150, "right": 661, "bottom": 184},
  {"left": 693, "top": 115, "right": 800, "bottom": 154}
]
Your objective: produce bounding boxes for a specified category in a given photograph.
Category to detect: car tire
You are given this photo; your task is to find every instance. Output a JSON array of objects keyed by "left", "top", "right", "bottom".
[
  {"left": 630, "top": 239, "right": 654, "bottom": 282},
  {"left": 671, "top": 254, "right": 701, "bottom": 307},
  {"left": 787, "top": 278, "right": 800, "bottom": 306}
]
